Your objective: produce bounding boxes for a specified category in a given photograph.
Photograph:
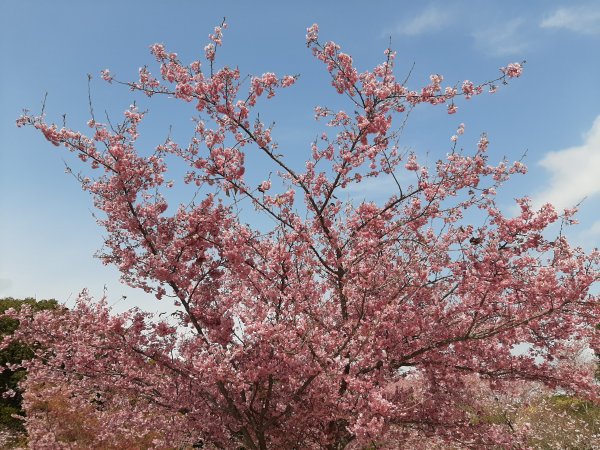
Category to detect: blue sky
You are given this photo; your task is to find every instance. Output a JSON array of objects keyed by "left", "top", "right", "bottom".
[{"left": 1, "top": 0, "right": 600, "bottom": 312}]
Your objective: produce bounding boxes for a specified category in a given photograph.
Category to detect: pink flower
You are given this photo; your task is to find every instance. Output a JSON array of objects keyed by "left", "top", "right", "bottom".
[
  {"left": 205, "top": 43, "right": 215, "bottom": 61},
  {"left": 478, "top": 133, "right": 489, "bottom": 151},
  {"left": 2, "top": 389, "right": 15, "bottom": 399},
  {"left": 502, "top": 62, "right": 523, "bottom": 78},
  {"left": 101, "top": 69, "right": 113, "bottom": 83},
  {"left": 405, "top": 154, "right": 419, "bottom": 171},
  {"left": 462, "top": 80, "right": 474, "bottom": 97},
  {"left": 258, "top": 180, "right": 271, "bottom": 192},
  {"left": 282, "top": 75, "right": 296, "bottom": 88},
  {"left": 306, "top": 24, "right": 319, "bottom": 44}
]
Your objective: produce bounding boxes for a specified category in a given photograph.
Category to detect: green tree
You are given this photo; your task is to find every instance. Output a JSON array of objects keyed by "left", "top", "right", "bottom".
[{"left": 0, "top": 297, "right": 59, "bottom": 431}]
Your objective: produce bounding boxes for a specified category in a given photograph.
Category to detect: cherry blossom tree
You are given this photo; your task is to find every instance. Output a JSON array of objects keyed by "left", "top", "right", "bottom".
[{"left": 8, "top": 23, "right": 600, "bottom": 449}]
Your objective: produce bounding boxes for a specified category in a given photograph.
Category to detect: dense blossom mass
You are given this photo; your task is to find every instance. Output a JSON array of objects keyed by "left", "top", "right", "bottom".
[{"left": 7, "top": 23, "right": 600, "bottom": 449}]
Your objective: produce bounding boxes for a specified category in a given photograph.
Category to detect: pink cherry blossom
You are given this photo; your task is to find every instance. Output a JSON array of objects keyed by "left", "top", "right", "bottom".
[
  {"left": 502, "top": 62, "right": 524, "bottom": 78},
  {"left": 10, "top": 22, "right": 600, "bottom": 450},
  {"left": 100, "top": 69, "right": 113, "bottom": 82},
  {"left": 259, "top": 180, "right": 271, "bottom": 192}
]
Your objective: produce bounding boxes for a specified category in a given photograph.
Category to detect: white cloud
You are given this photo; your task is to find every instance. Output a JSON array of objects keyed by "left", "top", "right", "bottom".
[
  {"left": 389, "top": 6, "right": 451, "bottom": 36},
  {"left": 534, "top": 115, "right": 600, "bottom": 210},
  {"left": 472, "top": 18, "right": 529, "bottom": 56},
  {"left": 540, "top": 6, "right": 600, "bottom": 35}
]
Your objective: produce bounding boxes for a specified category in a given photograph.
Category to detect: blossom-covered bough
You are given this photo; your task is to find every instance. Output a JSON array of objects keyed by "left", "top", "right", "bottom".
[{"left": 9, "top": 23, "right": 600, "bottom": 449}]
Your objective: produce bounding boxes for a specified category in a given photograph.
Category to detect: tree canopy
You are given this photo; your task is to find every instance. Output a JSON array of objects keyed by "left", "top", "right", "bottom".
[{"left": 10, "top": 22, "right": 600, "bottom": 449}]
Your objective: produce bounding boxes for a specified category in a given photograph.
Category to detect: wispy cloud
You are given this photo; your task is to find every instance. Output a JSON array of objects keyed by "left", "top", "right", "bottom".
[
  {"left": 388, "top": 6, "right": 451, "bottom": 36},
  {"left": 472, "top": 18, "right": 529, "bottom": 56},
  {"left": 533, "top": 115, "right": 600, "bottom": 210},
  {"left": 540, "top": 5, "right": 600, "bottom": 35}
]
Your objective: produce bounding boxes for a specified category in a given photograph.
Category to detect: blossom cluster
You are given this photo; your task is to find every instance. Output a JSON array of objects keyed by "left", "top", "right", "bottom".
[{"left": 10, "top": 22, "right": 599, "bottom": 449}]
